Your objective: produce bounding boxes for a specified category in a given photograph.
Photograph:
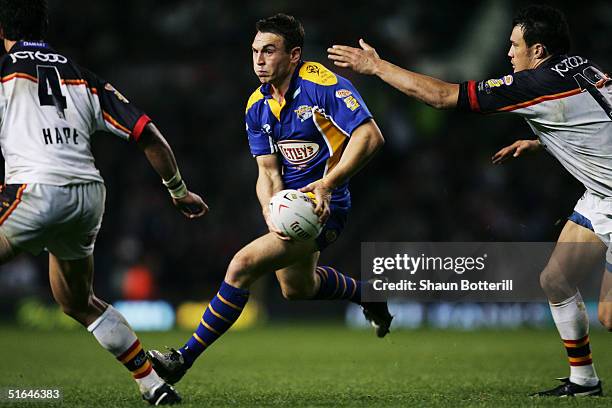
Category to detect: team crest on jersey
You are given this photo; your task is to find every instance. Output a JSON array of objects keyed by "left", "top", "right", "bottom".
[
  {"left": 335, "top": 89, "right": 352, "bottom": 98},
  {"left": 343, "top": 95, "right": 360, "bottom": 111},
  {"left": 278, "top": 140, "right": 320, "bottom": 165},
  {"left": 294, "top": 105, "right": 313, "bottom": 122},
  {"left": 105, "top": 83, "right": 130, "bottom": 103},
  {"left": 502, "top": 75, "right": 513, "bottom": 86}
]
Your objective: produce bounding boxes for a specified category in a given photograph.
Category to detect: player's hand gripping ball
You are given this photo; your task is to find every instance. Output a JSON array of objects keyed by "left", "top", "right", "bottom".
[{"left": 269, "top": 190, "right": 323, "bottom": 241}]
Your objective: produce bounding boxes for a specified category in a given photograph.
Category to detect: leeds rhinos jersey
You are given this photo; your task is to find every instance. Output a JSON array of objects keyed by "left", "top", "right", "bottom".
[
  {"left": 245, "top": 61, "right": 373, "bottom": 208},
  {"left": 457, "top": 54, "right": 612, "bottom": 197},
  {"left": 0, "top": 41, "right": 150, "bottom": 185}
]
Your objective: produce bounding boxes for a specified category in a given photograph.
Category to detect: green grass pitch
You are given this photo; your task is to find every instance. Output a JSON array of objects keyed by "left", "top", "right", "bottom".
[{"left": 0, "top": 325, "right": 610, "bottom": 407}]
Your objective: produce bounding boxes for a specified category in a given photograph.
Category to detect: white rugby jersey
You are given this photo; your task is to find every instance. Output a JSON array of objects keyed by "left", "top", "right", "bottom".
[
  {"left": 0, "top": 41, "right": 150, "bottom": 185},
  {"left": 458, "top": 55, "right": 612, "bottom": 198}
]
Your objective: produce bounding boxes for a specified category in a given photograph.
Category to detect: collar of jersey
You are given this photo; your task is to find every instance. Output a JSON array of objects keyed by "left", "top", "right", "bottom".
[
  {"left": 260, "top": 60, "right": 304, "bottom": 120},
  {"left": 539, "top": 54, "right": 566, "bottom": 69}
]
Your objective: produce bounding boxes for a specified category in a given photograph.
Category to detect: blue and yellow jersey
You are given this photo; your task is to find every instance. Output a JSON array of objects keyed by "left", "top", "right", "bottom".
[{"left": 245, "top": 61, "right": 373, "bottom": 209}]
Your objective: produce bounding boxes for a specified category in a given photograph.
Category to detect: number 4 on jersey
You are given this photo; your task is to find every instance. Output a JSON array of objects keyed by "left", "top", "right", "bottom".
[
  {"left": 37, "top": 65, "right": 67, "bottom": 119},
  {"left": 573, "top": 66, "right": 612, "bottom": 120}
]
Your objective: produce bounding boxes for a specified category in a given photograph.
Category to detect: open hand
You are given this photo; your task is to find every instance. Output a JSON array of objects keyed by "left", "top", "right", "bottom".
[{"left": 328, "top": 39, "right": 380, "bottom": 75}]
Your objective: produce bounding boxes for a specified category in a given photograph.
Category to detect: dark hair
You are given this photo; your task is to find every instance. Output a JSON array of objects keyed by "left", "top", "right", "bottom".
[
  {"left": 512, "top": 5, "right": 570, "bottom": 55},
  {"left": 0, "top": 0, "right": 48, "bottom": 41},
  {"left": 255, "top": 13, "right": 304, "bottom": 53}
]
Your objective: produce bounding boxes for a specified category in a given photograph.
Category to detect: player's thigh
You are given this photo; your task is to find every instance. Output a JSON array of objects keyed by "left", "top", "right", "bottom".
[
  {"left": 275, "top": 251, "right": 320, "bottom": 298},
  {"left": 45, "top": 183, "right": 106, "bottom": 260},
  {"left": 227, "top": 233, "right": 319, "bottom": 284},
  {"left": 48, "top": 253, "right": 95, "bottom": 303},
  {"left": 543, "top": 220, "right": 605, "bottom": 287},
  {"left": 0, "top": 184, "right": 48, "bottom": 259},
  {"left": 0, "top": 231, "right": 20, "bottom": 264}
]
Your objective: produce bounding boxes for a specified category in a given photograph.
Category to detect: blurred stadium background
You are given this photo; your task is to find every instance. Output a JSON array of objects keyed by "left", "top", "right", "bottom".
[{"left": 1, "top": 0, "right": 611, "bottom": 342}]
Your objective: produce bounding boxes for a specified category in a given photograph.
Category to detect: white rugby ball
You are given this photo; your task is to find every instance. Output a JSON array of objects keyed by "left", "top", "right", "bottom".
[{"left": 269, "top": 189, "right": 323, "bottom": 241}]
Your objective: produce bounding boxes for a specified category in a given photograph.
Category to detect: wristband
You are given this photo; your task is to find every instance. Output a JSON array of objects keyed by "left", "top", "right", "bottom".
[{"left": 163, "top": 170, "right": 188, "bottom": 199}]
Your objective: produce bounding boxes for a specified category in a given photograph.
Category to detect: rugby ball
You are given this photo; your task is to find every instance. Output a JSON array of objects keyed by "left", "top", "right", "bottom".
[{"left": 269, "top": 189, "right": 323, "bottom": 241}]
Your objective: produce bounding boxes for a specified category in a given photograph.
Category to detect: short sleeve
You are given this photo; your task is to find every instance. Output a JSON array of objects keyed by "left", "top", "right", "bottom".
[
  {"left": 246, "top": 113, "right": 277, "bottom": 157},
  {"left": 318, "top": 77, "right": 373, "bottom": 136},
  {"left": 82, "top": 68, "right": 150, "bottom": 141}
]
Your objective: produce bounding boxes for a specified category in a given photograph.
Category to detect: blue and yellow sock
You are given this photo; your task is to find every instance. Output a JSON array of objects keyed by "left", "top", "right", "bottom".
[
  {"left": 313, "top": 266, "right": 362, "bottom": 304},
  {"left": 179, "top": 281, "right": 249, "bottom": 367}
]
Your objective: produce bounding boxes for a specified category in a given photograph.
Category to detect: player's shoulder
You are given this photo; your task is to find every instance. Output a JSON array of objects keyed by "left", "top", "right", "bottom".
[
  {"left": 245, "top": 85, "right": 265, "bottom": 114},
  {"left": 298, "top": 61, "right": 339, "bottom": 87},
  {"left": 529, "top": 54, "right": 594, "bottom": 87}
]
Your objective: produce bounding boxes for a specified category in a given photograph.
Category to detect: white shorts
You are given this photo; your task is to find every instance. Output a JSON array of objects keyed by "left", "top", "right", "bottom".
[
  {"left": 571, "top": 190, "right": 612, "bottom": 267},
  {"left": 0, "top": 183, "right": 105, "bottom": 260}
]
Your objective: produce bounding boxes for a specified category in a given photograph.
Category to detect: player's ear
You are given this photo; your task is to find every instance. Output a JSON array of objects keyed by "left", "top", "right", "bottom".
[
  {"left": 532, "top": 43, "right": 547, "bottom": 59},
  {"left": 290, "top": 46, "right": 301, "bottom": 64}
]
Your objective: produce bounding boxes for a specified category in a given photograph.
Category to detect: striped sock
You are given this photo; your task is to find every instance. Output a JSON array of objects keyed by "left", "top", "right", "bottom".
[
  {"left": 563, "top": 335, "right": 593, "bottom": 368},
  {"left": 87, "top": 305, "right": 163, "bottom": 397},
  {"left": 313, "top": 266, "right": 362, "bottom": 304},
  {"left": 117, "top": 339, "right": 153, "bottom": 380},
  {"left": 549, "top": 292, "right": 598, "bottom": 386},
  {"left": 179, "top": 281, "right": 249, "bottom": 367}
]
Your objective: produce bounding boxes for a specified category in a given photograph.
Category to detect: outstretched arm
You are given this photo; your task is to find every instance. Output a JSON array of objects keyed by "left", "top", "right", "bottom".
[
  {"left": 328, "top": 39, "right": 459, "bottom": 109},
  {"left": 137, "top": 123, "right": 209, "bottom": 218},
  {"left": 300, "top": 120, "right": 384, "bottom": 223}
]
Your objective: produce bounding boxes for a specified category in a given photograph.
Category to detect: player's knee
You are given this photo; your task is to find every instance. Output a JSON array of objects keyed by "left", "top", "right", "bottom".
[
  {"left": 279, "top": 281, "right": 316, "bottom": 300},
  {"left": 56, "top": 297, "right": 91, "bottom": 324},
  {"left": 539, "top": 267, "right": 565, "bottom": 296},
  {"left": 280, "top": 286, "right": 308, "bottom": 300},
  {"left": 225, "top": 253, "right": 256, "bottom": 287}
]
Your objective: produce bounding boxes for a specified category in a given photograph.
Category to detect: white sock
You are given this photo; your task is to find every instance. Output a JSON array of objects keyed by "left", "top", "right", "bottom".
[
  {"left": 87, "top": 305, "right": 165, "bottom": 397},
  {"left": 549, "top": 291, "right": 598, "bottom": 386}
]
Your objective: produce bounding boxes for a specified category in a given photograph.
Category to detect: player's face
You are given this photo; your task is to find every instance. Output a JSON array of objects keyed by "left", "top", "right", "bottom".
[
  {"left": 507, "top": 25, "right": 535, "bottom": 73},
  {"left": 252, "top": 32, "right": 295, "bottom": 85}
]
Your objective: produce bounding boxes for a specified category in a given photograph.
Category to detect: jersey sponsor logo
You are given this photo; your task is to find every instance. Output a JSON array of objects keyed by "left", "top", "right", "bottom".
[
  {"left": 486, "top": 78, "right": 504, "bottom": 88},
  {"left": 104, "top": 83, "right": 130, "bottom": 103},
  {"left": 305, "top": 64, "right": 320, "bottom": 75},
  {"left": 551, "top": 56, "right": 589, "bottom": 77},
  {"left": 294, "top": 105, "right": 313, "bottom": 122},
  {"left": 9, "top": 50, "right": 67, "bottom": 64},
  {"left": 343, "top": 95, "right": 360, "bottom": 111},
  {"left": 335, "top": 89, "right": 352, "bottom": 98},
  {"left": 277, "top": 140, "right": 320, "bottom": 165},
  {"left": 303, "top": 63, "right": 337, "bottom": 84},
  {"left": 21, "top": 41, "right": 47, "bottom": 47},
  {"left": 480, "top": 75, "right": 513, "bottom": 94}
]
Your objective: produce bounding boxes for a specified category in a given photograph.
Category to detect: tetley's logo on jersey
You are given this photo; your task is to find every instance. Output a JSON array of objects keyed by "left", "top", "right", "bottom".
[{"left": 278, "top": 140, "right": 320, "bottom": 165}]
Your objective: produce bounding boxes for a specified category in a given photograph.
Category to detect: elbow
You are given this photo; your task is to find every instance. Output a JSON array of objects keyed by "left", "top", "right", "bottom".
[
  {"left": 428, "top": 95, "right": 452, "bottom": 110},
  {"left": 433, "top": 84, "right": 459, "bottom": 110},
  {"left": 369, "top": 130, "right": 385, "bottom": 153},
  {"left": 374, "top": 132, "right": 385, "bottom": 151}
]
